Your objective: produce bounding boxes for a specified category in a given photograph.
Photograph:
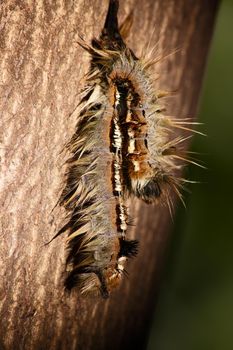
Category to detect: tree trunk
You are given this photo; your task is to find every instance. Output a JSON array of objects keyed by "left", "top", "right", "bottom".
[{"left": 0, "top": 0, "right": 218, "bottom": 349}]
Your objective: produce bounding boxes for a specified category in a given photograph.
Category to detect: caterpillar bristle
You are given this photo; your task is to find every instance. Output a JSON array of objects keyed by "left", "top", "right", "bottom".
[
  {"left": 119, "top": 10, "right": 134, "bottom": 40},
  {"left": 142, "top": 47, "right": 181, "bottom": 70}
]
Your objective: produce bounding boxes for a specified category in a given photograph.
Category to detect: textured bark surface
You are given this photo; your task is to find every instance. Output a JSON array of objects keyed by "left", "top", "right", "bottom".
[{"left": 0, "top": 0, "right": 218, "bottom": 349}]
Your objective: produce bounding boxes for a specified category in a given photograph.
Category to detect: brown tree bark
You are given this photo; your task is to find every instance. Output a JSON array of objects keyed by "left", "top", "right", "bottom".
[{"left": 0, "top": 0, "right": 218, "bottom": 349}]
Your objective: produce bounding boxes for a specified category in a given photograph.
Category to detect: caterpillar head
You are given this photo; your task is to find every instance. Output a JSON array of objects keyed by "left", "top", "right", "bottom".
[
  {"left": 99, "top": 239, "right": 138, "bottom": 297},
  {"left": 65, "top": 239, "right": 138, "bottom": 298},
  {"left": 131, "top": 172, "right": 179, "bottom": 204}
]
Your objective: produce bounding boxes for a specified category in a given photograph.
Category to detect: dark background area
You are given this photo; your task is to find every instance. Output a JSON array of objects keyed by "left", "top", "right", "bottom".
[{"left": 148, "top": 1, "right": 233, "bottom": 349}]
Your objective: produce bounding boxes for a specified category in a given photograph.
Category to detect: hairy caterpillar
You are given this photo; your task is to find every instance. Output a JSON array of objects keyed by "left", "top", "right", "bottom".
[{"left": 56, "top": 0, "right": 199, "bottom": 298}]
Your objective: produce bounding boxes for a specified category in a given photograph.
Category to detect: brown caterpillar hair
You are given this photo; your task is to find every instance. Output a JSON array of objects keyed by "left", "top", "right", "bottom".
[{"left": 55, "top": 0, "right": 200, "bottom": 297}]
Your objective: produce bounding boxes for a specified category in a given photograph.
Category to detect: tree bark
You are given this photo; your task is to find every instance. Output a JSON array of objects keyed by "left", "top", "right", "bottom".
[{"left": 0, "top": 0, "right": 218, "bottom": 349}]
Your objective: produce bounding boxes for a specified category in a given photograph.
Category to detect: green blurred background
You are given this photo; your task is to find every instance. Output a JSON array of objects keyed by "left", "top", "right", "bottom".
[{"left": 148, "top": 1, "right": 233, "bottom": 349}]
